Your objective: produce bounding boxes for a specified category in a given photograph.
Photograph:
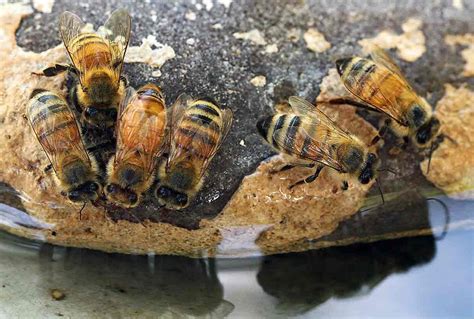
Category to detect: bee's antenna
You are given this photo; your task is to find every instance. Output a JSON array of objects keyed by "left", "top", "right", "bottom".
[
  {"left": 375, "top": 178, "right": 385, "bottom": 204},
  {"left": 443, "top": 134, "right": 458, "bottom": 146},
  {"left": 426, "top": 142, "right": 435, "bottom": 174},
  {"left": 78, "top": 202, "right": 87, "bottom": 220},
  {"left": 427, "top": 197, "right": 450, "bottom": 240},
  {"left": 128, "top": 211, "right": 147, "bottom": 228}
]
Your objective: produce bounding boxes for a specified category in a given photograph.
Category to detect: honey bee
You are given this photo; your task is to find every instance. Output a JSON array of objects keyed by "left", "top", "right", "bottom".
[
  {"left": 155, "top": 95, "right": 233, "bottom": 210},
  {"left": 256, "top": 96, "right": 380, "bottom": 190},
  {"left": 330, "top": 46, "right": 441, "bottom": 151},
  {"left": 26, "top": 89, "right": 101, "bottom": 203},
  {"left": 105, "top": 84, "right": 168, "bottom": 208},
  {"left": 41, "top": 9, "right": 131, "bottom": 128}
]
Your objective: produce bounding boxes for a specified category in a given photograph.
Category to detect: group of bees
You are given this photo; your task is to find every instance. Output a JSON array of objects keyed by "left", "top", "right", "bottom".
[
  {"left": 26, "top": 8, "right": 446, "bottom": 214},
  {"left": 27, "top": 9, "right": 232, "bottom": 211},
  {"left": 257, "top": 47, "right": 445, "bottom": 197}
]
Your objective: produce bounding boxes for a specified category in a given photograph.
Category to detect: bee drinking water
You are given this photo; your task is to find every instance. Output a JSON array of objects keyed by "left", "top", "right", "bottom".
[
  {"left": 26, "top": 89, "right": 101, "bottom": 203},
  {"left": 257, "top": 96, "right": 381, "bottom": 191},
  {"left": 40, "top": 9, "right": 131, "bottom": 128},
  {"left": 155, "top": 95, "right": 233, "bottom": 210},
  {"left": 105, "top": 84, "right": 168, "bottom": 208}
]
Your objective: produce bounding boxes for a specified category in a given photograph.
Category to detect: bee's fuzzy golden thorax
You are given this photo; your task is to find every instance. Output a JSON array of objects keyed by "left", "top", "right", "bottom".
[
  {"left": 407, "top": 102, "right": 430, "bottom": 129},
  {"left": 81, "top": 69, "right": 119, "bottom": 106},
  {"left": 61, "top": 160, "right": 94, "bottom": 188},
  {"left": 166, "top": 162, "right": 197, "bottom": 192},
  {"left": 115, "top": 164, "right": 144, "bottom": 188},
  {"left": 336, "top": 143, "right": 365, "bottom": 174}
]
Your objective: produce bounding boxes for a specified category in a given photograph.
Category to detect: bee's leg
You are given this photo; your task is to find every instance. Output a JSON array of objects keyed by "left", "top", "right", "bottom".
[
  {"left": 32, "top": 64, "right": 74, "bottom": 77},
  {"left": 270, "top": 163, "right": 314, "bottom": 175},
  {"left": 341, "top": 180, "right": 349, "bottom": 191},
  {"left": 120, "top": 75, "right": 129, "bottom": 86},
  {"left": 85, "top": 141, "right": 116, "bottom": 154},
  {"left": 288, "top": 165, "right": 324, "bottom": 190},
  {"left": 399, "top": 136, "right": 410, "bottom": 150},
  {"left": 319, "top": 97, "right": 380, "bottom": 113},
  {"left": 370, "top": 119, "right": 391, "bottom": 146},
  {"left": 440, "top": 133, "right": 458, "bottom": 146}
]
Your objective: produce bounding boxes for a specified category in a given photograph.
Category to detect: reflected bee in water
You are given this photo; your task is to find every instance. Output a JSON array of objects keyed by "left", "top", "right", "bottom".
[
  {"left": 155, "top": 94, "right": 233, "bottom": 210},
  {"left": 26, "top": 89, "right": 101, "bottom": 203},
  {"left": 105, "top": 84, "right": 168, "bottom": 208},
  {"left": 40, "top": 9, "right": 131, "bottom": 128},
  {"left": 257, "top": 96, "right": 381, "bottom": 191},
  {"left": 326, "top": 46, "right": 449, "bottom": 171}
]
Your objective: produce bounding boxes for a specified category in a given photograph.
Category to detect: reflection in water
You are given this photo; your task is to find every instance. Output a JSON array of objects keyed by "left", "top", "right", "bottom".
[
  {"left": 0, "top": 182, "right": 52, "bottom": 239},
  {"left": 35, "top": 245, "right": 234, "bottom": 318},
  {"left": 257, "top": 235, "right": 436, "bottom": 316}
]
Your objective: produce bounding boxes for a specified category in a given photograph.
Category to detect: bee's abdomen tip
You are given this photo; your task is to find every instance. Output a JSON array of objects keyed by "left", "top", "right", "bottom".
[
  {"left": 256, "top": 117, "right": 271, "bottom": 137},
  {"left": 335, "top": 58, "right": 352, "bottom": 75}
]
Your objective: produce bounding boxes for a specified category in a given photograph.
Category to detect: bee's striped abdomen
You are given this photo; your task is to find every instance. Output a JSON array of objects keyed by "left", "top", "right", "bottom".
[
  {"left": 338, "top": 57, "right": 395, "bottom": 105},
  {"left": 70, "top": 33, "right": 112, "bottom": 70},
  {"left": 176, "top": 100, "right": 222, "bottom": 159},
  {"left": 27, "top": 91, "right": 78, "bottom": 152},
  {"left": 118, "top": 84, "right": 167, "bottom": 158},
  {"left": 135, "top": 85, "right": 166, "bottom": 117},
  {"left": 257, "top": 113, "right": 330, "bottom": 162}
]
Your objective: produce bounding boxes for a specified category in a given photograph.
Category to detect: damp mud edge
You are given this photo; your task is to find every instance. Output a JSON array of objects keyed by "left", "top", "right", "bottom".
[{"left": 1, "top": 2, "right": 473, "bottom": 257}]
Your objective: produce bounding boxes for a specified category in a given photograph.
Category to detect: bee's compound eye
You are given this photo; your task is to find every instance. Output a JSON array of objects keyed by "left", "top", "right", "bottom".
[
  {"left": 88, "top": 182, "right": 99, "bottom": 192},
  {"left": 176, "top": 193, "right": 188, "bottom": 206},
  {"left": 85, "top": 107, "right": 98, "bottom": 117},
  {"left": 128, "top": 193, "right": 138, "bottom": 205},
  {"left": 157, "top": 187, "right": 171, "bottom": 198},
  {"left": 68, "top": 191, "right": 81, "bottom": 202},
  {"left": 106, "top": 184, "right": 117, "bottom": 194},
  {"left": 108, "top": 109, "right": 117, "bottom": 119}
]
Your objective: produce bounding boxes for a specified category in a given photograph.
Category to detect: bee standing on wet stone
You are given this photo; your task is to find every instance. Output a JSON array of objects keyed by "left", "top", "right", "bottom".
[
  {"left": 257, "top": 96, "right": 381, "bottom": 191},
  {"left": 40, "top": 9, "right": 131, "bottom": 128},
  {"left": 326, "top": 46, "right": 448, "bottom": 171},
  {"left": 155, "top": 95, "right": 233, "bottom": 210},
  {"left": 26, "top": 89, "right": 101, "bottom": 204},
  {"left": 105, "top": 84, "right": 168, "bottom": 208}
]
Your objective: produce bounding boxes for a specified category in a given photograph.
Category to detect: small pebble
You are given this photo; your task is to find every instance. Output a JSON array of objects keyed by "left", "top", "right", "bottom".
[{"left": 51, "top": 289, "right": 66, "bottom": 301}]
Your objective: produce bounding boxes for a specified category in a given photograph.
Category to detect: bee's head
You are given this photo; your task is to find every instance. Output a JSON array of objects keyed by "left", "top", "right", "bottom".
[
  {"left": 165, "top": 161, "right": 197, "bottom": 191},
  {"left": 335, "top": 57, "right": 353, "bottom": 76},
  {"left": 154, "top": 186, "right": 189, "bottom": 210},
  {"left": 358, "top": 152, "right": 380, "bottom": 184},
  {"left": 414, "top": 117, "right": 441, "bottom": 148},
  {"left": 83, "top": 70, "right": 118, "bottom": 106},
  {"left": 66, "top": 181, "right": 101, "bottom": 203},
  {"left": 104, "top": 183, "right": 139, "bottom": 208}
]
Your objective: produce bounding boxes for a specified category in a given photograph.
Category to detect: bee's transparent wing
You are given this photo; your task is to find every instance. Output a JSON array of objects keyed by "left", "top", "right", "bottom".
[{"left": 101, "top": 8, "right": 131, "bottom": 79}]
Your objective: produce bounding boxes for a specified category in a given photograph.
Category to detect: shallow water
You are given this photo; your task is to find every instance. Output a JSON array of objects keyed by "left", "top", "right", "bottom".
[{"left": 0, "top": 196, "right": 472, "bottom": 318}]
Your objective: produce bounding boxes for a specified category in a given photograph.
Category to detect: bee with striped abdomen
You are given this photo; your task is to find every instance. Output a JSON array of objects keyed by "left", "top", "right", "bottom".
[
  {"left": 256, "top": 96, "right": 380, "bottom": 190},
  {"left": 26, "top": 89, "right": 101, "bottom": 203},
  {"left": 329, "top": 46, "right": 441, "bottom": 153},
  {"left": 105, "top": 84, "right": 168, "bottom": 208},
  {"left": 41, "top": 9, "right": 131, "bottom": 128},
  {"left": 155, "top": 94, "right": 233, "bottom": 210}
]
